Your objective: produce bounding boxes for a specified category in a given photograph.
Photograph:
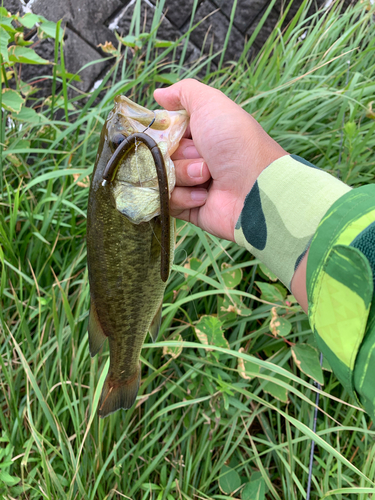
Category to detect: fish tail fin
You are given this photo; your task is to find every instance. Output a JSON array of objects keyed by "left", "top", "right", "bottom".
[{"left": 98, "top": 363, "right": 141, "bottom": 418}]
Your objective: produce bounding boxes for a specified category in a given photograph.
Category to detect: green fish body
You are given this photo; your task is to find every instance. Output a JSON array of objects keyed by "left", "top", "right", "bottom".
[{"left": 87, "top": 96, "right": 188, "bottom": 417}]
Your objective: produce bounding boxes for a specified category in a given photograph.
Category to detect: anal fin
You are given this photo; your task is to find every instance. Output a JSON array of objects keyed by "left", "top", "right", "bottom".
[
  {"left": 149, "top": 301, "right": 163, "bottom": 343},
  {"left": 88, "top": 302, "right": 107, "bottom": 357},
  {"left": 99, "top": 364, "right": 141, "bottom": 418}
]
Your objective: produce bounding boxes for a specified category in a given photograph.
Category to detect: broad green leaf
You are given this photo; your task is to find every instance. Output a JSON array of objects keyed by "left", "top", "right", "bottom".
[
  {"left": 218, "top": 294, "right": 251, "bottom": 321},
  {"left": 218, "top": 465, "right": 241, "bottom": 495},
  {"left": 1, "top": 88, "right": 24, "bottom": 112},
  {"left": 250, "top": 472, "right": 269, "bottom": 492},
  {"left": 238, "top": 348, "right": 260, "bottom": 380},
  {"left": 163, "top": 334, "right": 183, "bottom": 359},
  {"left": 242, "top": 478, "right": 266, "bottom": 500},
  {"left": 259, "top": 263, "right": 278, "bottom": 281},
  {"left": 13, "top": 31, "right": 34, "bottom": 46},
  {"left": 8, "top": 45, "right": 49, "bottom": 64},
  {"left": 119, "top": 34, "right": 141, "bottom": 48},
  {"left": 184, "top": 257, "right": 203, "bottom": 276},
  {"left": 12, "top": 106, "right": 44, "bottom": 123},
  {"left": 270, "top": 307, "right": 292, "bottom": 337},
  {"left": 19, "top": 80, "right": 34, "bottom": 97},
  {"left": 344, "top": 121, "right": 357, "bottom": 138},
  {"left": 221, "top": 262, "right": 243, "bottom": 288},
  {"left": 0, "top": 14, "right": 16, "bottom": 32},
  {"left": 39, "top": 21, "right": 63, "bottom": 41},
  {"left": 0, "top": 26, "right": 10, "bottom": 63},
  {"left": 1, "top": 69, "right": 13, "bottom": 83},
  {"left": 0, "top": 470, "right": 21, "bottom": 486},
  {"left": 255, "top": 281, "right": 284, "bottom": 303},
  {"left": 218, "top": 294, "right": 237, "bottom": 322},
  {"left": 262, "top": 362, "right": 291, "bottom": 403},
  {"left": 263, "top": 379, "right": 288, "bottom": 403},
  {"left": 291, "top": 344, "right": 324, "bottom": 385},
  {"left": 19, "top": 13, "right": 40, "bottom": 29},
  {"left": 195, "top": 315, "right": 227, "bottom": 358}
]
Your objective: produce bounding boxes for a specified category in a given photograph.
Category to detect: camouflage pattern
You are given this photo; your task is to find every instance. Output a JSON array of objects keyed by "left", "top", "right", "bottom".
[
  {"left": 234, "top": 155, "right": 350, "bottom": 288},
  {"left": 307, "top": 185, "right": 375, "bottom": 419},
  {"left": 234, "top": 153, "right": 375, "bottom": 419}
]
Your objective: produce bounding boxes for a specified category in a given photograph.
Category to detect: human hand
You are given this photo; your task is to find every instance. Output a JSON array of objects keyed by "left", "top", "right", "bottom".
[{"left": 154, "top": 79, "right": 287, "bottom": 242}]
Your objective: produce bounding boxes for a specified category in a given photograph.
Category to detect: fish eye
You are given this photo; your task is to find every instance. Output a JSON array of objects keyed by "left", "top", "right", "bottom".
[{"left": 110, "top": 133, "right": 126, "bottom": 151}]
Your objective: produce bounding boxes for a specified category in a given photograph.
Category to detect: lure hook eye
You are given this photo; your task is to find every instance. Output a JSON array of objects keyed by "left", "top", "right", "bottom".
[{"left": 110, "top": 133, "right": 126, "bottom": 152}]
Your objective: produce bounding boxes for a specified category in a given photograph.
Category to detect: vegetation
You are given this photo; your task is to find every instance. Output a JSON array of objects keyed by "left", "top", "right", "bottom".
[{"left": 1, "top": 0, "right": 375, "bottom": 498}]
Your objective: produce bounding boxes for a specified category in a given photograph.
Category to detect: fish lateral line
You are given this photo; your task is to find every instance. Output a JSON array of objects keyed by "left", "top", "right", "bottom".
[{"left": 103, "top": 132, "right": 171, "bottom": 283}]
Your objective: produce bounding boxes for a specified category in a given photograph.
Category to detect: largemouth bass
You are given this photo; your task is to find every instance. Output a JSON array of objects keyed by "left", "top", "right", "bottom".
[{"left": 87, "top": 96, "right": 188, "bottom": 418}]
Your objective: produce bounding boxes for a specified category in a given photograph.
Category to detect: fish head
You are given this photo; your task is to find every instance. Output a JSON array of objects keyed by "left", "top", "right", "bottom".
[{"left": 104, "top": 95, "right": 189, "bottom": 224}]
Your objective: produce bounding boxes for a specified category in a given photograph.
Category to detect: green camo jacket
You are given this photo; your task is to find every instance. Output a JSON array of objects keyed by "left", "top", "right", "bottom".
[
  {"left": 307, "top": 184, "right": 375, "bottom": 419},
  {"left": 235, "top": 154, "right": 375, "bottom": 420}
]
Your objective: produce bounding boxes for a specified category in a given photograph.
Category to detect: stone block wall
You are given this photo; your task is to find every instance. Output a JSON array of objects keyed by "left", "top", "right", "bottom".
[{"left": 5, "top": 0, "right": 325, "bottom": 93}]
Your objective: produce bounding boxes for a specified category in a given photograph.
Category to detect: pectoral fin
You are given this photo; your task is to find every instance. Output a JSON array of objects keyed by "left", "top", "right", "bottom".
[
  {"left": 88, "top": 302, "right": 107, "bottom": 357},
  {"left": 149, "top": 301, "right": 163, "bottom": 343}
]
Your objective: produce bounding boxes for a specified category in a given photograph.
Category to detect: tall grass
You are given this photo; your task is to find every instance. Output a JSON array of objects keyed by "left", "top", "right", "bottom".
[{"left": 1, "top": 1, "right": 375, "bottom": 499}]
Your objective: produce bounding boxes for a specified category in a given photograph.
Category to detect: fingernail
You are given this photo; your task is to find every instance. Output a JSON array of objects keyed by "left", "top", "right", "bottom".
[
  {"left": 191, "top": 189, "right": 207, "bottom": 202},
  {"left": 183, "top": 146, "right": 201, "bottom": 159},
  {"left": 187, "top": 162, "right": 204, "bottom": 178}
]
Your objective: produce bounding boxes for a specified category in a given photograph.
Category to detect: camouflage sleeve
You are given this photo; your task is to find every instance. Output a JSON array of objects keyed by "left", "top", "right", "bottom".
[
  {"left": 234, "top": 154, "right": 375, "bottom": 419},
  {"left": 307, "top": 185, "right": 375, "bottom": 419},
  {"left": 234, "top": 154, "right": 351, "bottom": 288}
]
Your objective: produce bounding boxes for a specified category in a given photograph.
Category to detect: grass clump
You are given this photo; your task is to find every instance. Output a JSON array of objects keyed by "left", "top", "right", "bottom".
[{"left": 1, "top": 0, "right": 375, "bottom": 499}]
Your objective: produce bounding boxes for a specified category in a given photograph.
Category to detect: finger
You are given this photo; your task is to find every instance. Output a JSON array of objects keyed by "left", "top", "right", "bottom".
[
  {"left": 174, "top": 159, "right": 211, "bottom": 187},
  {"left": 154, "top": 78, "right": 223, "bottom": 115},
  {"left": 183, "top": 123, "right": 192, "bottom": 139},
  {"left": 171, "top": 139, "right": 200, "bottom": 160},
  {"left": 170, "top": 207, "right": 192, "bottom": 224},
  {"left": 170, "top": 186, "right": 207, "bottom": 216}
]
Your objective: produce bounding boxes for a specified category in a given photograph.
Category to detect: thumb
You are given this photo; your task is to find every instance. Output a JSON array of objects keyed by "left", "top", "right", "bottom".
[{"left": 154, "top": 78, "right": 223, "bottom": 115}]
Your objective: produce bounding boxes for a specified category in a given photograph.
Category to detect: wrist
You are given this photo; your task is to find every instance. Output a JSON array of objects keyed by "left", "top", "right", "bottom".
[{"left": 231, "top": 145, "right": 288, "bottom": 242}]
